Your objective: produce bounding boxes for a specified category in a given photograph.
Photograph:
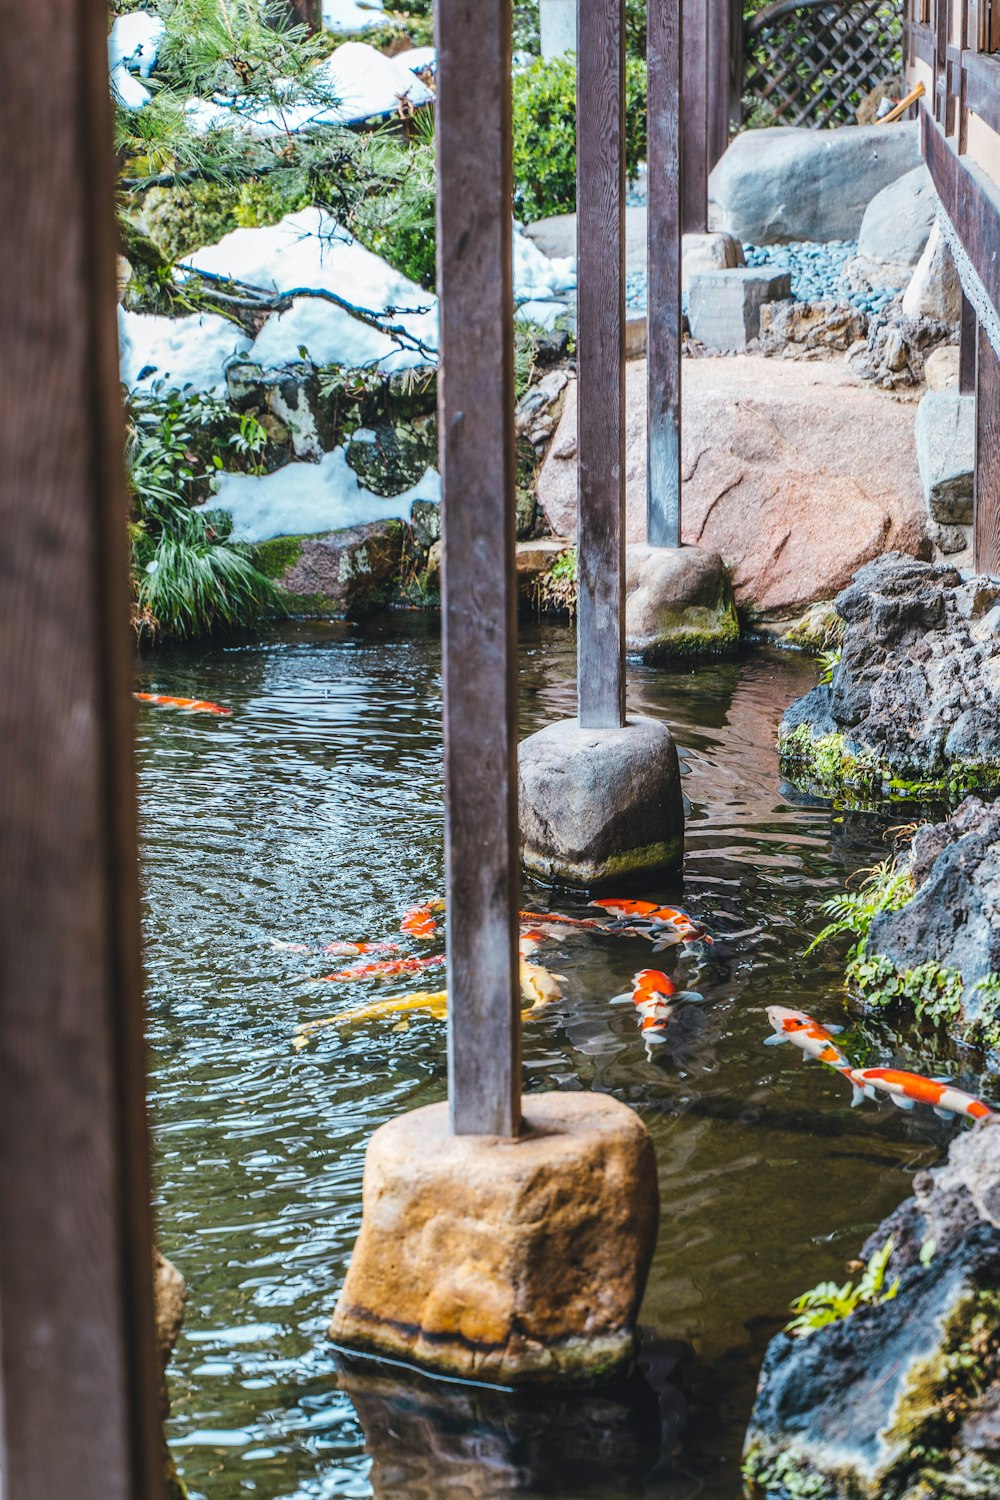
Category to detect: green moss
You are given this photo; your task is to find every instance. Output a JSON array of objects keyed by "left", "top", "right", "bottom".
[
  {"left": 251, "top": 535, "right": 305, "bottom": 581},
  {"left": 780, "top": 603, "right": 846, "bottom": 654},
  {"left": 637, "top": 600, "right": 741, "bottom": 661},
  {"left": 778, "top": 724, "right": 1000, "bottom": 809},
  {"left": 742, "top": 1445, "right": 830, "bottom": 1500}
]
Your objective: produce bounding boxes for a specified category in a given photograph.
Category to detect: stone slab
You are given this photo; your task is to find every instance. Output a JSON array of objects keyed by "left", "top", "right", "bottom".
[
  {"left": 518, "top": 715, "right": 683, "bottom": 888},
  {"left": 625, "top": 543, "right": 738, "bottom": 658},
  {"left": 330, "top": 1092, "right": 659, "bottom": 1385},
  {"left": 915, "top": 387, "right": 974, "bottom": 524},
  {"left": 688, "top": 268, "right": 792, "bottom": 350},
  {"left": 535, "top": 359, "right": 927, "bottom": 615},
  {"left": 708, "top": 122, "right": 922, "bottom": 244}
]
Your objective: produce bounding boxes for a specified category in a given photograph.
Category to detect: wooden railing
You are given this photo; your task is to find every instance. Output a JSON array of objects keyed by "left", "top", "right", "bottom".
[{"left": 742, "top": 0, "right": 905, "bottom": 127}]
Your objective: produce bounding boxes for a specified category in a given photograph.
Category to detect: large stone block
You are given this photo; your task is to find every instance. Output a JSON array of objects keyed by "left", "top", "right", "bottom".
[
  {"left": 708, "top": 122, "right": 922, "bottom": 244},
  {"left": 857, "top": 164, "right": 936, "bottom": 270},
  {"left": 330, "top": 1092, "right": 659, "bottom": 1385},
  {"left": 625, "top": 543, "right": 738, "bottom": 659},
  {"left": 914, "top": 387, "right": 974, "bottom": 524},
  {"left": 518, "top": 715, "right": 683, "bottom": 888},
  {"left": 687, "top": 268, "right": 791, "bottom": 350}
]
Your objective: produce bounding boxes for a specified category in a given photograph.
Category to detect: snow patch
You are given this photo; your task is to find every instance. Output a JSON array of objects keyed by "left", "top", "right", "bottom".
[
  {"left": 512, "top": 223, "right": 576, "bottom": 328},
  {"left": 208, "top": 445, "right": 440, "bottom": 541},
  {"left": 322, "top": 0, "right": 386, "bottom": 32},
  {"left": 109, "top": 11, "right": 165, "bottom": 76},
  {"left": 118, "top": 307, "right": 252, "bottom": 394}
]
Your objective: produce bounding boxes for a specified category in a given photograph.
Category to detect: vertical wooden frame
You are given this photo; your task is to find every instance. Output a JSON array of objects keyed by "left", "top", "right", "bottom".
[
  {"left": 975, "top": 324, "right": 1000, "bottom": 574},
  {"left": 436, "top": 0, "right": 521, "bottom": 1137},
  {"left": 0, "top": 1, "right": 163, "bottom": 1496},
  {"left": 961, "top": 291, "right": 977, "bottom": 394},
  {"left": 647, "top": 0, "right": 684, "bottom": 550},
  {"left": 577, "top": 0, "right": 627, "bottom": 728},
  {"left": 682, "top": 0, "right": 708, "bottom": 232},
  {"left": 707, "top": 0, "right": 733, "bottom": 171}
]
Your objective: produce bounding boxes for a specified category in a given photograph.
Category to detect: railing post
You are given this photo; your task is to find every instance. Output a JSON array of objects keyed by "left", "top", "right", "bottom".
[
  {"left": 647, "top": 0, "right": 683, "bottom": 549},
  {"left": 975, "top": 323, "right": 1000, "bottom": 575},
  {"left": 577, "top": 0, "right": 627, "bottom": 728},
  {"left": 437, "top": 0, "right": 521, "bottom": 1137},
  {"left": 682, "top": 0, "right": 708, "bottom": 232},
  {"left": 707, "top": 0, "right": 733, "bottom": 170},
  {"left": 961, "top": 290, "right": 977, "bottom": 394}
]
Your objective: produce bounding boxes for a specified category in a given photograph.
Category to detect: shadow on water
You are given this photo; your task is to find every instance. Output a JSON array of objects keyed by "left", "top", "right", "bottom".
[{"left": 137, "top": 618, "right": 981, "bottom": 1500}]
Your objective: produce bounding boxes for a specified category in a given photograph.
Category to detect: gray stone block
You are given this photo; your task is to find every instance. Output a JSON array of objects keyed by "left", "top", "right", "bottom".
[
  {"left": 687, "top": 268, "right": 792, "bottom": 350},
  {"left": 914, "top": 387, "right": 974, "bottom": 525},
  {"left": 708, "top": 122, "right": 922, "bottom": 244},
  {"left": 518, "top": 716, "right": 683, "bottom": 889}
]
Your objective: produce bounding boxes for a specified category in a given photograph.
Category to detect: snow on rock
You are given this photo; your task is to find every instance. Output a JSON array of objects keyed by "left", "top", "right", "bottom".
[
  {"left": 322, "top": 0, "right": 386, "bottom": 32},
  {"left": 512, "top": 223, "right": 576, "bottom": 329},
  {"left": 118, "top": 307, "right": 252, "bottom": 394},
  {"left": 402, "top": 46, "right": 436, "bottom": 74},
  {"left": 183, "top": 209, "right": 438, "bottom": 371},
  {"left": 208, "top": 445, "right": 440, "bottom": 541},
  {"left": 111, "top": 64, "right": 152, "bottom": 111},
  {"left": 109, "top": 11, "right": 165, "bottom": 77}
]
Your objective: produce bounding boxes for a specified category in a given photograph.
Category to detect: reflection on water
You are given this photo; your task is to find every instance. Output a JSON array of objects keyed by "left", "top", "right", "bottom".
[{"left": 139, "top": 619, "right": 970, "bottom": 1500}]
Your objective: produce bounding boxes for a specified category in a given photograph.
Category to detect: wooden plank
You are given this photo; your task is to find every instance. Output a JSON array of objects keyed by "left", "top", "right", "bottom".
[
  {"left": 975, "top": 323, "right": 1000, "bottom": 575},
  {"left": 577, "top": 0, "right": 627, "bottom": 727},
  {"left": 682, "top": 0, "right": 708, "bottom": 232},
  {"left": 961, "top": 290, "right": 977, "bottom": 395},
  {"left": 435, "top": 0, "right": 521, "bottom": 1136},
  {"left": 923, "top": 106, "right": 1000, "bottom": 328},
  {"left": 960, "top": 49, "right": 1000, "bottom": 138},
  {"left": 0, "top": 2, "right": 163, "bottom": 1497},
  {"left": 647, "top": 0, "right": 683, "bottom": 550},
  {"left": 707, "top": 0, "right": 733, "bottom": 171}
]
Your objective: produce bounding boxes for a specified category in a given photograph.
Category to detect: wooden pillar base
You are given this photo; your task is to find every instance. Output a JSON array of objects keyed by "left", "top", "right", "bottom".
[
  {"left": 517, "top": 717, "right": 684, "bottom": 890},
  {"left": 330, "top": 1094, "right": 658, "bottom": 1386}
]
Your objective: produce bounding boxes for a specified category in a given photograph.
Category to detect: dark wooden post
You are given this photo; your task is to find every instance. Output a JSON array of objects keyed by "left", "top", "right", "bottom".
[
  {"left": 682, "top": 0, "right": 709, "bottom": 232},
  {"left": 647, "top": 0, "right": 683, "bottom": 549},
  {"left": 960, "top": 290, "right": 977, "bottom": 395},
  {"left": 288, "top": 0, "right": 323, "bottom": 30},
  {"left": 0, "top": 1, "right": 163, "bottom": 1497},
  {"left": 436, "top": 0, "right": 521, "bottom": 1137},
  {"left": 577, "top": 0, "right": 627, "bottom": 727},
  {"left": 707, "top": 0, "right": 733, "bottom": 171},
  {"left": 974, "top": 324, "right": 1000, "bottom": 575}
]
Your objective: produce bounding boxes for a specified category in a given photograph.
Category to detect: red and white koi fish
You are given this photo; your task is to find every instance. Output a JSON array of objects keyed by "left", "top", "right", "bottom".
[
  {"left": 134, "top": 692, "right": 231, "bottom": 716},
  {"left": 764, "top": 1005, "right": 852, "bottom": 1070},
  {"left": 321, "top": 954, "right": 446, "bottom": 983},
  {"left": 322, "top": 940, "right": 400, "bottom": 956},
  {"left": 590, "top": 899, "right": 713, "bottom": 949},
  {"left": 518, "top": 927, "right": 554, "bottom": 958},
  {"left": 591, "top": 899, "right": 664, "bottom": 922},
  {"left": 400, "top": 899, "right": 445, "bottom": 939},
  {"left": 612, "top": 968, "right": 704, "bottom": 1048},
  {"left": 846, "top": 1066, "right": 995, "bottom": 1121}
]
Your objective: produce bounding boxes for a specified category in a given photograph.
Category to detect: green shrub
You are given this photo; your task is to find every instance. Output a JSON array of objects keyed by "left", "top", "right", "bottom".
[
  {"left": 786, "top": 1237, "right": 900, "bottom": 1337},
  {"left": 512, "top": 53, "right": 647, "bottom": 223}
]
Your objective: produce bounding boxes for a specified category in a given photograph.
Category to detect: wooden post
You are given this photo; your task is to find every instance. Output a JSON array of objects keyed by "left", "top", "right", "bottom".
[
  {"left": 577, "top": 0, "right": 627, "bottom": 727},
  {"left": 647, "top": 0, "right": 683, "bottom": 549},
  {"left": 960, "top": 290, "right": 977, "bottom": 395},
  {"left": 436, "top": 0, "right": 521, "bottom": 1137},
  {"left": 974, "top": 324, "right": 1000, "bottom": 575},
  {"left": 287, "top": 0, "right": 323, "bottom": 30},
  {"left": 682, "top": 0, "right": 708, "bottom": 232},
  {"left": 0, "top": 1, "right": 163, "bottom": 1497},
  {"left": 707, "top": 0, "right": 733, "bottom": 171}
]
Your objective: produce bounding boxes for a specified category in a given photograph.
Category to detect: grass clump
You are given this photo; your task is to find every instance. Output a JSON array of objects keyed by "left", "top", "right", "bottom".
[
  {"left": 533, "top": 547, "right": 577, "bottom": 616},
  {"left": 785, "top": 1237, "right": 900, "bottom": 1337}
]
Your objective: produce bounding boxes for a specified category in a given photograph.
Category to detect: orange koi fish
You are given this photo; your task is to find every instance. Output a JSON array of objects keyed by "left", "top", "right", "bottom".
[
  {"left": 591, "top": 899, "right": 712, "bottom": 949},
  {"left": 134, "top": 692, "right": 231, "bottom": 716},
  {"left": 847, "top": 1067, "right": 995, "bottom": 1121},
  {"left": 519, "top": 909, "right": 605, "bottom": 931},
  {"left": 321, "top": 954, "right": 446, "bottom": 983},
  {"left": 591, "top": 899, "right": 663, "bottom": 921},
  {"left": 519, "top": 927, "right": 554, "bottom": 958},
  {"left": 401, "top": 899, "right": 445, "bottom": 939},
  {"left": 764, "top": 1005, "right": 851, "bottom": 1070},
  {"left": 322, "top": 941, "right": 400, "bottom": 956}
]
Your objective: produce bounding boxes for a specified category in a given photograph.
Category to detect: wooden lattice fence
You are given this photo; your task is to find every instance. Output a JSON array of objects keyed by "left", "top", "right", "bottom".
[{"left": 743, "top": 0, "right": 904, "bottom": 128}]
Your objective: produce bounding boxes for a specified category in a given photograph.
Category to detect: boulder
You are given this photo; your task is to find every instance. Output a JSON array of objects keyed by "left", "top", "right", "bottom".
[
  {"left": 226, "top": 359, "right": 326, "bottom": 460},
  {"left": 925, "top": 344, "right": 961, "bottom": 390},
  {"left": 902, "top": 219, "right": 963, "bottom": 323},
  {"left": 915, "top": 386, "right": 974, "bottom": 524},
  {"left": 681, "top": 231, "right": 745, "bottom": 292},
  {"left": 409, "top": 497, "right": 440, "bottom": 549},
  {"left": 857, "top": 164, "right": 936, "bottom": 270},
  {"left": 625, "top": 544, "right": 738, "bottom": 658},
  {"left": 345, "top": 418, "right": 437, "bottom": 497},
  {"left": 536, "top": 359, "right": 927, "bottom": 616},
  {"left": 847, "top": 303, "right": 956, "bottom": 390},
  {"left": 687, "top": 268, "right": 792, "bottom": 350},
  {"left": 869, "top": 796, "right": 1000, "bottom": 1032},
  {"left": 779, "top": 553, "right": 1000, "bottom": 795},
  {"left": 523, "top": 205, "right": 648, "bottom": 273},
  {"left": 758, "top": 298, "right": 866, "bottom": 354},
  {"left": 276, "top": 519, "right": 409, "bottom": 615},
  {"left": 518, "top": 716, "right": 684, "bottom": 887},
  {"left": 744, "top": 1124, "right": 1000, "bottom": 1500},
  {"left": 330, "top": 1092, "right": 659, "bottom": 1384},
  {"left": 708, "top": 122, "right": 922, "bottom": 244}
]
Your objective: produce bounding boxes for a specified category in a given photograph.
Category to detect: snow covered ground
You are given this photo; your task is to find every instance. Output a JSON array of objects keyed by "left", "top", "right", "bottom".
[
  {"left": 118, "top": 308, "right": 252, "bottom": 393},
  {"left": 208, "top": 444, "right": 440, "bottom": 542}
]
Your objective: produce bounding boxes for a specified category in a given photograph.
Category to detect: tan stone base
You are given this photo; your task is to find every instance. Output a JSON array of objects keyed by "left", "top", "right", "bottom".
[{"left": 330, "top": 1092, "right": 658, "bottom": 1386}]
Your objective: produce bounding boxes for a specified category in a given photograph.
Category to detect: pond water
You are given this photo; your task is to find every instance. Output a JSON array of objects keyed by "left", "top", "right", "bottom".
[{"left": 138, "top": 619, "right": 985, "bottom": 1500}]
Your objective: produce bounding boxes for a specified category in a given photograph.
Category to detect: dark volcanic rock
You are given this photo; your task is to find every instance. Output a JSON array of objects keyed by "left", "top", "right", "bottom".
[
  {"left": 868, "top": 797, "right": 1000, "bottom": 1028},
  {"left": 744, "top": 1124, "right": 1000, "bottom": 1500},
  {"left": 780, "top": 553, "right": 1000, "bottom": 788}
]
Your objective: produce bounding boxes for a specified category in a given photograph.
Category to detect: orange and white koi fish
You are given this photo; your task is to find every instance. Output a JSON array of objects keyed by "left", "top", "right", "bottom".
[
  {"left": 322, "top": 940, "right": 401, "bottom": 956},
  {"left": 846, "top": 1067, "right": 995, "bottom": 1121},
  {"left": 293, "top": 989, "right": 448, "bottom": 1048},
  {"left": 518, "top": 927, "right": 553, "bottom": 959},
  {"left": 400, "top": 899, "right": 445, "bottom": 939},
  {"left": 764, "top": 1005, "right": 852, "bottom": 1071},
  {"left": 611, "top": 968, "right": 704, "bottom": 1048},
  {"left": 591, "top": 899, "right": 664, "bottom": 922},
  {"left": 590, "top": 899, "right": 712, "bottom": 949},
  {"left": 321, "top": 954, "right": 446, "bottom": 983},
  {"left": 134, "top": 692, "right": 231, "bottom": 716}
]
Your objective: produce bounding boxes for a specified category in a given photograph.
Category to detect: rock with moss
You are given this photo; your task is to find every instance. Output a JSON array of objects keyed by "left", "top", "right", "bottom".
[
  {"left": 779, "top": 601, "right": 846, "bottom": 654},
  {"left": 256, "top": 521, "right": 409, "bottom": 616},
  {"left": 744, "top": 1123, "right": 1000, "bottom": 1500},
  {"left": 779, "top": 554, "right": 1000, "bottom": 804},
  {"left": 346, "top": 418, "right": 437, "bottom": 497},
  {"left": 625, "top": 544, "right": 740, "bottom": 660}
]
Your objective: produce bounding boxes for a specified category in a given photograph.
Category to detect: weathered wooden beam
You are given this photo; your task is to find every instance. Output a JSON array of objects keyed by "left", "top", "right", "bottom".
[
  {"left": 435, "top": 0, "right": 521, "bottom": 1136},
  {"left": 0, "top": 2, "right": 163, "bottom": 1497},
  {"left": 682, "top": 0, "right": 708, "bottom": 232},
  {"left": 961, "top": 290, "right": 977, "bottom": 395},
  {"left": 975, "top": 323, "right": 1000, "bottom": 575},
  {"left": 707, "top": 0, "right": 734, "bottom": 170},
  {"left": 577, "top": 0, "right": 627, "bottom": 727},
  {"left": 647, "top": 0, "right": 683, "bottom": 549}
]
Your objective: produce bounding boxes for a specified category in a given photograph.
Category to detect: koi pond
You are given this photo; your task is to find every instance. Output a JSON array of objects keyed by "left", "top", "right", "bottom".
[{"left": 138, "top": 619, "right": 987, "bottom": 1500}]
